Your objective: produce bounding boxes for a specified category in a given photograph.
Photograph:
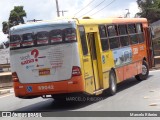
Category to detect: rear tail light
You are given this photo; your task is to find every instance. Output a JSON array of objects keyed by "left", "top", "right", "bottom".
[
  {"left": 12, "top": 72, "right": 19, "bottom": 82},
  {"left": 72, "top": 66, "right": 81, "bottom": 76}
]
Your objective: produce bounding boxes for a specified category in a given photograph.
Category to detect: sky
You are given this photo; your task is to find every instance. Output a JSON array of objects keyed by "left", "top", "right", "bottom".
[{"left": 0, "top": 0, "right": 140, "bottom": 43}]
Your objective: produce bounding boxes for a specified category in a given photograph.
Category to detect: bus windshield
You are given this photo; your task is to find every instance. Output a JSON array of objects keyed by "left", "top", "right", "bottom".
[
  {"left": 22, "top": 33, "right": 34, "bottom": 41},
  {"left": 36, "top": 31, "right": 49, "bottom": 45},
  {"left": 50, "top": 29, "right": 62, "bottom": 43},
  {"left": 22, "top": 33, "right": 34, "bottom": 47},
  {"left": 10, "top": 35, "right": 21, "bottom": 48},
  {"left": 64, "top": 28, "right": 76, "bottom": 41},
  {"left": 10, "top": 35, "right": 21, "bottom": 43}
]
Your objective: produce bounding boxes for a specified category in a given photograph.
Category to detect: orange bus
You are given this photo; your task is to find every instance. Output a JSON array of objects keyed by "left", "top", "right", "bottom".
[{"left": 9, "top": 17, "right": 154, "bottom": 100}]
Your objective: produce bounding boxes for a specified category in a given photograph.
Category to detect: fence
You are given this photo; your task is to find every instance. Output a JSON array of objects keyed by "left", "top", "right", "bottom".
[{"left": 0, "top": 48, "right": 12, "bottom": 88}]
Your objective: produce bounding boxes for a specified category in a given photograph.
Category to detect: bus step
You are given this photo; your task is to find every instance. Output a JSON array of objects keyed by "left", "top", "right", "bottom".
[
  {"left": 93, "top": 89, "right": 104, "bottom": 95},
  {"left": 41, "top": 95, "right": 52, "bottom": 98}
]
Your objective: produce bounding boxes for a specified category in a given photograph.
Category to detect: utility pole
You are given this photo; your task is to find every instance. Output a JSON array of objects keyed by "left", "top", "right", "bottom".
[
  {"left": 59, "top": 10, "right": 68, "bottom": 16},
  {"left": 55, "top": 0, "right": 60, "bottom": 17},
  {"left": 125, "top": 9, "right": 130, "bottom": 18}
]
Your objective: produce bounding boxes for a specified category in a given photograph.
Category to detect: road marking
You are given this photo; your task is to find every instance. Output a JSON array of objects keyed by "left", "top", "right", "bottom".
[
  {"left": 0, "top": 94, "right": 14, "bottom": 99},
  {"left": 150, "top": 70, "right": 160, "bottom": 73}
]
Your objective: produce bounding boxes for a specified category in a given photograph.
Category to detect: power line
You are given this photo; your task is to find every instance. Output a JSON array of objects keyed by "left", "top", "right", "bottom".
[
  {"left": 78, "top": 0, "right": 106, "bottom": 18},
  {"left": 90, "top": 0, "right": 116, "bottom": 16},
  {"left": 73, "top": 0, "right": 96, "bottom": 17}
]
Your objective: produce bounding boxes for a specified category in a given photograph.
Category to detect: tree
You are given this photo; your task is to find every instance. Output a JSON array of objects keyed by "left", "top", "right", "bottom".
[
  {"left": 2, "top": 6, "right": 26, "bottom": 48},
  {"left": 2, "top": 21, "right": 9, "bottom": 34},
  {"left": 137, "top": 0, "right": 160, "bottom": 23},
  {"left": 2, "top": 6, "right": 27, "bottom": 34}
]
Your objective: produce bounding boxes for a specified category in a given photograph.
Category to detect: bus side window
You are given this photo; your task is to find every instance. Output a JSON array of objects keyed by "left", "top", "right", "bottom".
[
  {"left": 99, "top": 25, "right": 107, "bottom": 38},
  {"left": 107, "top": 25, "right": 120, "bottom": 49},
  {"left": 78, "top": 26, "right": 88, "bottom": 55},
  {"left": 128, "top": 24, "right": 138, "bottom": 45},
  {"left": 99, "top": 25, "right": 109, "bottom": 51},
  {"left": 107, "top": 25, "right": 118, "bottom": 37},
  {"left": 118, "top": 24, "right": 130, "bottom": 47},
  {"left": 136, "top": 23, "right": 144, "bottom": 43}
]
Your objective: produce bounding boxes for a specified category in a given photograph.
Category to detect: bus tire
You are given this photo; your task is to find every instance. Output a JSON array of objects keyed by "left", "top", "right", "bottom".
[
  {"left": 135, "top": 60, "right": 149, "bottom": 81},
  {"left": 109, "top": 70, "right": 117, "bottom": 96}
]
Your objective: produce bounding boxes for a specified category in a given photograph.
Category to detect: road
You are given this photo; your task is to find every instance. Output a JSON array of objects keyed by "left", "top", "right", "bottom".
[{"left": 0, "top": 70, "right": 160, "bottom": 119}]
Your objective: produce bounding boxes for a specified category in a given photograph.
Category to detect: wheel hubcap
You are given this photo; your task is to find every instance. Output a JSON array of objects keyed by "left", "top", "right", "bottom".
[
  {"left": 142, "top": 65, "right": 147, "bottom": 75},
  {"left": 111, "top": 74, "right": 116, "bottom": 91}
]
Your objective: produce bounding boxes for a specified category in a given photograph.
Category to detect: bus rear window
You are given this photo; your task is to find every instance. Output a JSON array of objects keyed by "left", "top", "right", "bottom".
[
  {"left": 49, "top": 29, "right": 62, "bottom": 43},
  {"left": 22, "top": 33, "right": 34, "bottom": 47},
  {"left": 36, "top": 31, "right": 49, "bottom": 45},
  {"left": 10, "top": 35, "right": 21, "bottom": 48},
  {"left": 64, "top": 28, "right": 76, "bottom": 41}
]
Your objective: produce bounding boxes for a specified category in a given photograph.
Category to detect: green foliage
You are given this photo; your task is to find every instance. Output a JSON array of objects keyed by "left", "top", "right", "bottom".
[
  {"left": 9, "top": 6, "right": 26, "bottom": 26},
  {"left": 2, "top": 6, "right": 27, "bottom": 34},
  {"left": 2, "top": 21, "right": 8, "bottom": 34},
  {"left": 137, "top": 0, "right": 160, "bottom": 23}
]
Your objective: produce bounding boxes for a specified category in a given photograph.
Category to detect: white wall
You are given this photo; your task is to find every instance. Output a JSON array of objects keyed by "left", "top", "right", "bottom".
[{"left": 0, "top": 48, "right": 10, "bottom": 64}]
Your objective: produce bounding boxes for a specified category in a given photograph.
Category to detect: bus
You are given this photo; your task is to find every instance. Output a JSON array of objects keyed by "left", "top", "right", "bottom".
[{"left": 9, "top": 17, "right": 154, "bottom": 100}]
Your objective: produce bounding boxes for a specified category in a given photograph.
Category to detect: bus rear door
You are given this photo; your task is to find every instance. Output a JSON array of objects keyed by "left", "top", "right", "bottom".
[
  {"left": 79, "top": 26, "right": 103, "bottom": 95},
  {"left": 87, "top": 33, "right": 101, "bottom": 91}
]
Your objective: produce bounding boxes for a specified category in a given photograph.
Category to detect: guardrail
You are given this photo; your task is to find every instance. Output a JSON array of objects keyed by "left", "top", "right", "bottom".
[
  {"left": 154, "top": 56, "right": 160, "bottom": 64},
  {"left": 0, "top": 64, "right": 12, "bottom": 88},
  {"left": 0, "top": 72, "right": 12, "bottom": 88}
]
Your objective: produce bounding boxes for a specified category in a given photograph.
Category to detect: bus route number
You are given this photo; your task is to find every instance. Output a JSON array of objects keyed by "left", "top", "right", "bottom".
[{"left": 38, "top": 85, "right": 54, "bottom": 90}]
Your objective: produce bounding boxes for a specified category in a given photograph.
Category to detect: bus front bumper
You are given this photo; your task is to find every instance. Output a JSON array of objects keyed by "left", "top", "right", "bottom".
[{"left": 13, "top": 76, "right": 84, "bottom": 98}]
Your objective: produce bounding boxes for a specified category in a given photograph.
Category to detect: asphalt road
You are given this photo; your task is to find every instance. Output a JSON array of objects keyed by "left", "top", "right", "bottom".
[{"left": 0, "top": 70, "right": 160, "bottom": 119}]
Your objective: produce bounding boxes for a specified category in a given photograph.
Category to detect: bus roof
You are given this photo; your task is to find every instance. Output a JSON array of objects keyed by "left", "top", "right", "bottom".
[
  {"left": 77, "top": 18, "right": 148, "bottom": 25},
  {"left": 10, "top": 19, "right": 76, "bottom": 31},
  {"left": 10, "top": 17, "right": 148, "bottom": 32}
]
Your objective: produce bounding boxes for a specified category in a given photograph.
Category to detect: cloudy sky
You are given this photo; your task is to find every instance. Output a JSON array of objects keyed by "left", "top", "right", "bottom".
[{"left": 0, "top": 0, "right": 140, "bottom": 43}]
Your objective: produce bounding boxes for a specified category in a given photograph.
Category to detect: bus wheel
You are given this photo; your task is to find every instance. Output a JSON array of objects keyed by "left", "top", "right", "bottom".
[
  {"left": 135, "top": 60, "right": 149, "bottom": 81},
  {"left": 109, "top": 70, "right": 117, "bottom": 95}
]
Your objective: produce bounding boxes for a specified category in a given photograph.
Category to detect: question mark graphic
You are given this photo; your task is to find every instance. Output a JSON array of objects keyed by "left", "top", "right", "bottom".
[{"left": 31, "top": 49, "right": 39, "bottom": 62}]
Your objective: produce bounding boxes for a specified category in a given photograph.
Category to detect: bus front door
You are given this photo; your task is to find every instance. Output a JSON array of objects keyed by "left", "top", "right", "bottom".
[{"left": 87, "top": 33, "right": 101, "bottom": 91}]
